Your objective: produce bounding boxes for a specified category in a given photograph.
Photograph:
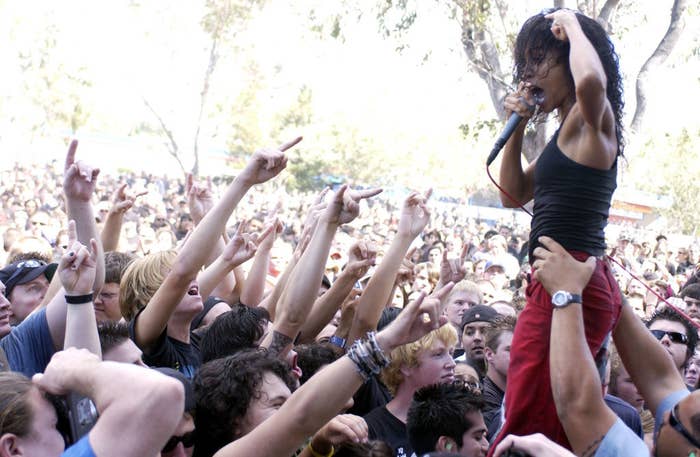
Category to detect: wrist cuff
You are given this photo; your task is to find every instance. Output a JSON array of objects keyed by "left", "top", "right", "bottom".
[{"left": 65, "top": 293, "right": 94, "bottom": 305}]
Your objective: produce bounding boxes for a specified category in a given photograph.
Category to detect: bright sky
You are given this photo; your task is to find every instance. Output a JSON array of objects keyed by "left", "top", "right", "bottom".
[{"left": 0, "top": 0, "right": 697, "bottom": 177}]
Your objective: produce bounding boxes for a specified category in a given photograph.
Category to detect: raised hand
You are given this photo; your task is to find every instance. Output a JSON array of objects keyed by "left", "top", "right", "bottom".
[
  {"left": 221, "top": 221, "right": 274, "bottom": 268},
  {"left": 323, "top": 185, "right": 383, "bottom": 226},
  {"left": 439, "top": 243, "right": 469, "bottom": 284},
  {"left": 186, "top": 173, "right": 216, "bottom": 224},
  {"left": 311, "top": 414, "right": 369, "bottom": 451},
  {"left": 63, "top": 139, "right": 100, "bottom": 202},
  {"left": 238, "top": 137, "right": 301, "bottom": 186},
  {"left": 343, "top": 241, "right": 377, "bottom": 280},
  {"left": 109, "top": 183, "right": 147, "bottom": 216},
  {"left": 532, "top": 236, "right": 596, "bottom": 296},
  {"left": 545, "top": 9, "right": 578, "bottom": 42},
  {"left": 397, "top": 190, "right": 431, "bottom": 238},
  {"left": 377, "top": 282, "right": 454, "bottom": 350},
  {"left": 59, "top": 220, "right": 98, "bottom": 295}
]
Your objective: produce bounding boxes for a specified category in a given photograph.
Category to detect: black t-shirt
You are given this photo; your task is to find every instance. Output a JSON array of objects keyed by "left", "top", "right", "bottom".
[
  {"left": 129, "top": 308, "right": 201, "bottom": 379},
  {"left": 364, "top": 406, "right": 412, "bottom": 457},
  {"left": 348, "top": 377, "right": 392, "bottom": 417}
]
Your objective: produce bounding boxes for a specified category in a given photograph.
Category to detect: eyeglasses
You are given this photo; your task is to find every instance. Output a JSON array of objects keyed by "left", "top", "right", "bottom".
[
  {"left": 5, "top": 260, "right": 46, "bottom": 286},
  {"left": 453, "top": 378, "right": 482, "bottom": 394},
  {"left": 651, "top": 329, "right": 689, "bottom": 345},
  {"left": 162, "top": 431, "right": 195, "bottom": 452},
  {"left": 668, "top": 403, "right": 700, "bottom": 449}
]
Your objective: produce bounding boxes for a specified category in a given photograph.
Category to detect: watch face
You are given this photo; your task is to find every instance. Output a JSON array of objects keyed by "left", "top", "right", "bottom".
[{"left": 552, "top": 291, "right": 570, "bottom": 306}]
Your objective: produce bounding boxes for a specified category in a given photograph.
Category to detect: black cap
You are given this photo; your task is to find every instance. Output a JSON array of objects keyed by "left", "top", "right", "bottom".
[
  {"left": 460, "top": 305, "right": 499, "bottom": 330},
  {"left": 152, "top": 367, "right": 195, "bottom": 413},
  {"left": 0, "top": 260, "right": 57, "bottom": 299}
]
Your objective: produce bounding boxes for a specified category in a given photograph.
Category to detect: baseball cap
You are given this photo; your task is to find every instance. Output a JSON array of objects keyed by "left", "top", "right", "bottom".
[
  {"left": 484, "top": 259, "right": 506, "bottom": 272},
  {"left": 0, "top": 260, "right": 58, "bottom": 298},
  {"left": 152, "top": 367, "right": 195, "bottom": 414},
  {"left": 460, "top": 305, "right": 499, "bottom": 330}
]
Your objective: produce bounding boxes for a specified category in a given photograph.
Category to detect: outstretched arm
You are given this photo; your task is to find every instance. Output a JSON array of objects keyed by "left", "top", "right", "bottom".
[
  {"left": 297, "top": 240, "right": 376, "bottom": 343},
  {"left": 347, "top": 190, "right": 430, "bottom": 345},
  {"left": 133, "top": 138, "right": 300, "bottom": 349},
  {"left": 100, "top": 183, "right": 146, "bottom": 252},
  {"left": 60, "top": 221, "right": 101, "bottom": 357},
  {"left": 216, "top": 285, "right": 452, "bottom": 457},
  {"left": 260, "top": 186, "right": 381, "bottom": 358},
  {"left": 240, "top": 218, "right": 281, "bottom": 306},
  {"left": 531, "top": 236, "right": 616, "bottom": 455},
  {"left": 546, "top": 10, "right": 608, "bottom": 132},
  {"left": 33, "top": 349, "right": 183, "bottom": 457},
  {"left": 613, "top": 299, "right": 686, "bottom": 416},
  {"left": 198, "top": 222, "right": 273, "bottom": 301}
]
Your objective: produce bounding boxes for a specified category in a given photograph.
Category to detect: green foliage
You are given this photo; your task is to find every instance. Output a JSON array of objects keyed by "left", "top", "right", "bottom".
[
  {"left": 18, "top": 23, "right": 92, "bottom": 135},
  {"left": 631, "top": 129, "right": 700, "bottom": 235}
]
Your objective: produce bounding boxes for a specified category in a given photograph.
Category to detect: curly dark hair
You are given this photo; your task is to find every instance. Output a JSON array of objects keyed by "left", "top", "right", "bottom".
[
  {"left": 646, "top": 307, "right": 698, "bottom": 367},
  {"left": 295, "top": 343, "right": 343, "bottom": 385},
  {"left": 514, "top": 8, "right": 625, "bottom": 155},
  {"left": 193, "top": 349, "right": 295, "bottom": 457},
  {"left": 199, "top": 304, "right": 270, "bottom": 363},
  {"left": 407, "top": 382, "right": 484, "bottom": 454}
]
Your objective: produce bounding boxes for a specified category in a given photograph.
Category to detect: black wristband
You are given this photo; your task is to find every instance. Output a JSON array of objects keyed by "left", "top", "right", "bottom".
[{"left": 65, "top": 293, "right": 94, "bottom": 305}]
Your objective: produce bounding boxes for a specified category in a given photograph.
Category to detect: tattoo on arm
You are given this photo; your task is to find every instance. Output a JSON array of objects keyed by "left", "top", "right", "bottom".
[
  {"left": 268, "top": 330, "right": 293, "bottom": 358},
  {"left": 581, "top": 435, "right": 605, "bottom": 457}
]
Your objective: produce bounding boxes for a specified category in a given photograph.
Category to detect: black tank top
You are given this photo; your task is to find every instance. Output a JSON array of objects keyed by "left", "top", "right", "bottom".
[{"left": 528, "top": 130, "right": 617, "bottom": 261}]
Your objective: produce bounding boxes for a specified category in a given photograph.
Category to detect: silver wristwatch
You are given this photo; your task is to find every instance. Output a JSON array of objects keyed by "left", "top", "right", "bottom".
[{"left": 551, "top": 291, "right": 582, "bottom": 308}]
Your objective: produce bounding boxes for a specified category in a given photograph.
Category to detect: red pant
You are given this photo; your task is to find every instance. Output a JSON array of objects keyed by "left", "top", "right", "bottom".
[{"left": 489, "top": 252, "right": 622, "bottom": 452}]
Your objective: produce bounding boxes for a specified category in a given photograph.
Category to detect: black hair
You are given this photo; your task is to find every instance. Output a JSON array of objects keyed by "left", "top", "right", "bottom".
[
  {"left": 295, "top": 343, "right": 342, "bottom": 385},
  {"left": 377, "top": 307, "right": 402, "bottom": 331},
  {"left": 514, "top": 8, "right": 625, "bottom": 155},
  {"left": 407, "top": 383, "right": 484, "bottom": 454},
  {"left": 646, "top": 307, "right": 698, "bottom": 366},
  {"left": 193, "top": 349, "right": 295, "bottom": 457},
  {"left": 97, "top": 321, "right": 130, "bottom": 354},
  {"left": 200, "top": 304, "right": 270, "bottom": 363},
  {"left": 680, "top": 284, "right": 700, "bottom": 301}
]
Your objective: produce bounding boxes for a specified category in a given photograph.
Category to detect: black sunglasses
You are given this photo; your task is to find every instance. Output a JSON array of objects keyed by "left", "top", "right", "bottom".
[
  {"left": 5, "top": 260, "right": 46, "bottom": 285},
  {"left": 669, "top": 403, "right": 700, "bottom": 449},
  {"left": 162, "top": 431, "right": 195, "bottom": 452},
  {"left": 651, "top": 329, "right": 689, "bottom": 345}
]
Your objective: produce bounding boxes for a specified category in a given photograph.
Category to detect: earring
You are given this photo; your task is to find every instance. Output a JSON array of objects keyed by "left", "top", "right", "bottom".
[{"left": 446, "top": 443, "right": 453, "bottom": 451}]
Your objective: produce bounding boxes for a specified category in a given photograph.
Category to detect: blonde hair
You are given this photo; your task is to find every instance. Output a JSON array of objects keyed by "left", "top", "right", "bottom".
[
  {"left": 445, "top": 279, "right": 482, "bottom": 305},
  {"left": 380, "top": 324, "right": 457, "bottom": 395},
  {"left": 119, "top": 250, "right": 177, "bottom": 320}
]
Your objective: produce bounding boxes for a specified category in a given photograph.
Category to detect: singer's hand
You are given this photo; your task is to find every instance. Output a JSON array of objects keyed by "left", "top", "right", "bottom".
[{"left": 504, "top": 82, "right": 540, "bottom": 122}]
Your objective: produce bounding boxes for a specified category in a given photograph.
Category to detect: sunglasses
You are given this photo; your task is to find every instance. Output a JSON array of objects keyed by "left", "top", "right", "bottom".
[
  {"left": 5, "top": 260, "right": 46, "bottom": 286},
  {"left": 651, "top": 329, "right": 689, "bottom": 345},
  {"left": 668, "top": 403, "right": 700, "bottom": 449},
  {"left": 162, "top": 431, "right": 195, "bottom": 452},
  {"left": 453, "top": 378, "right": 482, "bottom": 394}
]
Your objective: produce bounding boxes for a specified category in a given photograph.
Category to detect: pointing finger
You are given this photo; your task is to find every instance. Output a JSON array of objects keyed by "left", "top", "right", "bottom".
[
  {"left": 279, "top": 136, "right": 303, "bottom": 152},
  {"left": 65, "top": 139, "right": 78, "bottom": 171}
]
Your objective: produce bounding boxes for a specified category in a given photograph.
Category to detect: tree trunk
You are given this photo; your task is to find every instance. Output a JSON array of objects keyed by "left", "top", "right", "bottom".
[{"left": 630, "top": 0, "right": 688, "bottom": 134}]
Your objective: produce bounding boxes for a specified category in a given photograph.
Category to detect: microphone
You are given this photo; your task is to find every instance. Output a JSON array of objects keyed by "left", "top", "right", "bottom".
[{"left": 486, "top": 92, "right": 544, "bottom": 166}]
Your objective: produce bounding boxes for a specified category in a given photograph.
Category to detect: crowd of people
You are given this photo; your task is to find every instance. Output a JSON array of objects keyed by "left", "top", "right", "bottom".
[{"left": 1, "top": 7, "right": 700, "bottom": 457}]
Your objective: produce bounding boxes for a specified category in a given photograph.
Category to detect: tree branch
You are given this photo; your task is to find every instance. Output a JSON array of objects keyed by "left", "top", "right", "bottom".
[
  {"left": 630, "top": 0, "right": 688, "bottom": 133},
  {"left": 193, "top": 37, "right": 220, "bottom": 177},
  {"left": 597, "top": 0, "right": 621, "bottom": 33},
  {"left": 142, "top": 97, "right": 186, "bottom": 175}
]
